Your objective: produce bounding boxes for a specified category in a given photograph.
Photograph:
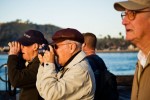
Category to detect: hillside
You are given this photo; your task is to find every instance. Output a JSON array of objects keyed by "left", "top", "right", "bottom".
[
  {"left": 0, "top": 20, "right": 62, "bottom": 46},
  {"left": 0, "top": 20, "right": 136, "bottom": 51}
]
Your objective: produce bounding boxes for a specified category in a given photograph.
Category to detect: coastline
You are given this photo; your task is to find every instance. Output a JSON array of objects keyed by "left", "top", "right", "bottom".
[
  {"left": 96, "top": 50, "right": 139, "bottom": 53},
  {"left": 0, "top": 50, "right": 139, "bottom": 54},
  {"left": 0, "top": 52, "right": 8, "bottom": 55}
]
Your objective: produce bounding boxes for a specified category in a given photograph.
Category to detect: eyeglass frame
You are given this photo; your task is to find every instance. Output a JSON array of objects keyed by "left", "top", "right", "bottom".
[{"left": 121, "top": 10, "right": 150, "bottom": 20}]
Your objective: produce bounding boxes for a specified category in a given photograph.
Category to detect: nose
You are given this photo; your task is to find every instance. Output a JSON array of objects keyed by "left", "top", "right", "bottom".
[
  {"left": 122, "top": 16, "right": 130, "bottom": 26},
  {"left": 21, "top": 45, "right": 24, "bottom": 50}
]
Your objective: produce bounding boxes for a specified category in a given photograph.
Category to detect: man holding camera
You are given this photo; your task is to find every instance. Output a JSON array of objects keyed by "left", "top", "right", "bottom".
[
  {"left": 7, "top": 29, "right": 48, "bottom": 100},
  {"left": 36, "top": 28, "right": 96, "bottom": 100}
]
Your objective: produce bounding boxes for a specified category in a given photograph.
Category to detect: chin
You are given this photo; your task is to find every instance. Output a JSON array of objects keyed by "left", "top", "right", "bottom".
[
  {"left": 22, "top": 56, "right": 28, "bottom": 61},
  {"left": 125, "top": 36, "right": 131, "bottom": 41},
  {"left": 126, "top": 34, "right": 133, "bottom": 41}
]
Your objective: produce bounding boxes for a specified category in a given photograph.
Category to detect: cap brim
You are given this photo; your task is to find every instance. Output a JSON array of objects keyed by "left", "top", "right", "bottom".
[
  {"left": 17, "top": 37, "right": 34, "bottom": 46},
  {"left": 49, "top": 39, "right": 66, "bottom": 45},
  {"left": 114, "top": 1, "right": 148, "bottom": 11}
]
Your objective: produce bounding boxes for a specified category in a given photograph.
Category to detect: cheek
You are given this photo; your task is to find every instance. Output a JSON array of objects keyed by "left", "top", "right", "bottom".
[
  {"left": 58, "top": 52, "right": 66, "bottom": 60},
  {"left": 129, "top": 20, "right": 142, "bottom": 37},
  {"left": 56, "top": 49, "right": 68, "bottom": 65},
  {"left": 134, "top": 20, "right": 147, "bottom": 39},
  {"left": 136, "top": 16, "right": 149, "bottom": 35},
  {"left": 22, "top": 51, "right": 29, "bottom": 61},
  {"left": 22, "top": 53, "right": 28, "bottom": 61},
  {"left": 22, "top": 48, "right": 32, "bottom": 61}
]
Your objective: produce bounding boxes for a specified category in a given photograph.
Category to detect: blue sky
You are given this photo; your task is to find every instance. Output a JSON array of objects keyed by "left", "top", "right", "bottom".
[{"left": 0, "top": 0, "right": 125, "bottom": 38}]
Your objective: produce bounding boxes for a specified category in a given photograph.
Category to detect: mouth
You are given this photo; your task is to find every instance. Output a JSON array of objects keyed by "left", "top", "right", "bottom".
[
  {"left": 126, "top": 28, "right": 133, "bottom": 33},
  {"left": 126, "top": 28, "right": 129, "bottom": 31}
]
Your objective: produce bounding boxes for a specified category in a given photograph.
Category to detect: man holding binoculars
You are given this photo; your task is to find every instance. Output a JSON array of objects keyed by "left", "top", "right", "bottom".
[{"left": 7, "top": 29, "right": 48, "bottom": 100}]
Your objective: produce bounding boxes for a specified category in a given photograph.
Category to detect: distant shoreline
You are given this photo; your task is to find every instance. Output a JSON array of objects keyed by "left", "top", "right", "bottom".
[
  {"left": 0, "top": 50, "right": 139, "bottom": 54},
  {"left": 96, "top": 50, "right": 139, "bottom": 53},
  {"left": 0, "top": 52, "right": 8, "bottom": 55}
]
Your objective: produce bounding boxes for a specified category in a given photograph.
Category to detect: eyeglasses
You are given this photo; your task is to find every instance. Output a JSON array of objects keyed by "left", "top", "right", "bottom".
[
  {"left": 121, "top": 10, "right": 150, "bottom": 20},
  {"left": 52, "top": 43, "right": 71, "bottom": 49}
]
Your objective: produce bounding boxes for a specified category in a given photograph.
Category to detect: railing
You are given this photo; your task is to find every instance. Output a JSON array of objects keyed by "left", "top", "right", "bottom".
[
  {"left": 116, "top": 75, "right": 133, "bottom": 86},
  {"left": 0, "top": 63, "right": 8, "bottom": 90},
  {"left": 0, "top": 63, "right": 17, "bottom": 96}
]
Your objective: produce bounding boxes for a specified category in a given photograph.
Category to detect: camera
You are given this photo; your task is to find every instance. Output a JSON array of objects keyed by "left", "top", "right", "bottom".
[{"left": 38, "top": 44, "right": 50, "bottom": 56}]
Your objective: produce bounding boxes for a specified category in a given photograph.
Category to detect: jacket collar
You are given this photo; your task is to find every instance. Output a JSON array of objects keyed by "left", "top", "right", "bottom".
[{"left": 64, "top": 51, "right": 86, "bottom": 69}]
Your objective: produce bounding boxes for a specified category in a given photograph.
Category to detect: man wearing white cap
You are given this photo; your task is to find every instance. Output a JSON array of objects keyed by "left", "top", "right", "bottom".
[{"left": 114, "top": 0, "right": 150, "bottom": 100}]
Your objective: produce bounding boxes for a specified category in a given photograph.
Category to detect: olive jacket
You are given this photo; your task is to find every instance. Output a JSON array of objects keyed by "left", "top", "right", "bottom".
[{"left": 131, "top": 56, "right": 150, "bottom": 100}]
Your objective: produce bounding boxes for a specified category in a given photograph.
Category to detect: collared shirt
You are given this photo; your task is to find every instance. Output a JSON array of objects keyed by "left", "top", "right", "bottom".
[{"left": 137, "top": 50, "right": 150, "bottom": 68}]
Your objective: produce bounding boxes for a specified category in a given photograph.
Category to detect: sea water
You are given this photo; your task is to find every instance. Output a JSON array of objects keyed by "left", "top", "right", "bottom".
[
  {"left": 98, "top": 52, "right": 137, "bottom": 75},
  {"left": 0, "top": 52, "right": 138, "bottom": 90}
]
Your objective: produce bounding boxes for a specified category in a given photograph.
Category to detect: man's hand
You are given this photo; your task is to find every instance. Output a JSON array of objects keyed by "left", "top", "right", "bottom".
[
  {"left": 8, "top": 41, "right": 21, "bottom": 55},
  {"left": 38, "top": 45, "right": 55, "bottom": 64}
]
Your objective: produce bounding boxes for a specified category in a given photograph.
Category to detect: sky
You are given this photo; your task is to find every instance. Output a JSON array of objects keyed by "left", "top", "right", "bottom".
[{"left": 0, "top": 0, "right": 125, "bottom": 38}]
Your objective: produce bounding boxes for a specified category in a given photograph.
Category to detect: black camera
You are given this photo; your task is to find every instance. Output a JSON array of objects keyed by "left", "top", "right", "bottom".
[{"left": 38, "top": 44, "right": 50, "bottom": 56}]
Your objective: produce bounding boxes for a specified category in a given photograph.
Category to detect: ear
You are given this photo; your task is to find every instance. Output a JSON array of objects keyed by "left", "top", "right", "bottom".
[
  {"left": 33, "top": 43, "right": 39, "bottom": 51},
  {"left": 70, "top": 43, "right": 77, "bottom": 53},
  {"left": 82, "top": 43, "right": 86, "bottom": 50}
]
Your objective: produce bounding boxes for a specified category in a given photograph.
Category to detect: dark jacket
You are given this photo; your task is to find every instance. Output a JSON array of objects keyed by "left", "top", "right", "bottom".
[
  {"left": 7, "top": 55, "right": 43, "bottom": 100},
  {"left": 86, "top": 54, "right": 107, "bottom": 100},
  {"left": 86, "top": 54, "right": 118, "bottom": 100}
]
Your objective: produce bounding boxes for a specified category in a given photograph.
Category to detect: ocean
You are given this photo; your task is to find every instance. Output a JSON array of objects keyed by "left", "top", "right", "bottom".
[
  {"left": 0, "top": 52, "right": 138, "bottom": 90},
  {"left": 97, "top": 52, "right": 137, "bottom": 75}
]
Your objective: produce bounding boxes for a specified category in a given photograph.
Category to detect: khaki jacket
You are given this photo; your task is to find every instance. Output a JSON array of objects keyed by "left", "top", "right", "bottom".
[
  {"left": 131, "top": 56, "right": 150, "bottom": 100},
  {"left": 36, "top": 51, "right": 96, "bottom": 100}
]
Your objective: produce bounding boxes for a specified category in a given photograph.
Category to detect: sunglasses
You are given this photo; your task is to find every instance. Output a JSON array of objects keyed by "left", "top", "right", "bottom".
[{"left": 52, "top": 43, "right": 71, "bottom": 49}]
